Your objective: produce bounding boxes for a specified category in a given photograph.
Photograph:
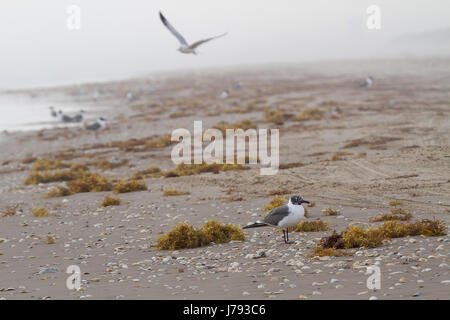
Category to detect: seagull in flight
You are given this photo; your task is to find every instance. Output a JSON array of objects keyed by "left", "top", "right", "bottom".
[
  {"left": 243, "top": 196, "right": 310, "bottom": 244},
  {"left": 159, "top": 11, "right": 227, "bottom": 55}
]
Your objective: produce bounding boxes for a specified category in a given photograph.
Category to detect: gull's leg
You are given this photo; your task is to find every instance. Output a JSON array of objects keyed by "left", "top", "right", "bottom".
[
  {"left": 282, "top": 230, "right": 287, "bottom": 243},
  {"left": 286, "top": 229, "right": 293, "bottom": 244}
]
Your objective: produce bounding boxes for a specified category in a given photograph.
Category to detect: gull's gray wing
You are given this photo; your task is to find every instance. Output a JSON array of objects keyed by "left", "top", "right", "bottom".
[
  {"left": 188, "top": 33, "right": 227, "bottom": 50},
  {"left": 159, "top": 12, "right": 188, "bottom": 46},
  {"left": 86, "top": 122, "right": 100, "bottom": 131},
  {"left": 263, "top": 205, "right": 290, "bottom": 227},
  {"left": 62, "top": 114, "right": 75, "bottom": 122}
]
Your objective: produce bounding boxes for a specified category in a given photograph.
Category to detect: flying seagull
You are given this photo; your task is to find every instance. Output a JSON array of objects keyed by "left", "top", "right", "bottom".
[
  {"left": 243, "top": 196, "right": 310, "bottom": 244},
  {"left": 85, "top": 117, "right": 106, "bottom": 131},
  {"left": 360, "top": 76, "right": 374, "bottom": 88},
  {"left": 159, "top": 11, "right": 227, "bottom": 55}
]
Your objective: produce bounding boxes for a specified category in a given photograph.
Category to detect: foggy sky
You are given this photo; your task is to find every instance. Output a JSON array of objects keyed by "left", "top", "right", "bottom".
[{"left": 0, "top": 0, "right": 449, "bottom": 89}]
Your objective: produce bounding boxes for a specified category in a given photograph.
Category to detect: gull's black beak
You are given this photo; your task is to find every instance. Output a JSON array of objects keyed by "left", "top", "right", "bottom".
[{"left": 301, "top": 200, "right": 310, "bottom": 204}]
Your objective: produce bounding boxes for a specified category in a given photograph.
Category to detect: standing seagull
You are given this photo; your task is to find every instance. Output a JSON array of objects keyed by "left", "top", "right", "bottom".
[
  {"left": 218, "top": 90, "right": 229, "bottom": 100},
  {"left": 72, "top": 110, "right": 85, "bottom": 123},
  {"left": 58, "top": 110, "right": 75, "bottom": 123},
  {"left": 360, "top": 76, "right": 374, "bottom": 88},
  {"left": 243, "top": 196, "right": 310, "bottom": 244},
  {"left": 85, "top": 117, "right": 106, "bottom": 131},
  {"left": 159, "top": 11, "right": 227, "bottom": 55},
  {"left": 49, "top": 106, "right": 57, "bottom": 118}
]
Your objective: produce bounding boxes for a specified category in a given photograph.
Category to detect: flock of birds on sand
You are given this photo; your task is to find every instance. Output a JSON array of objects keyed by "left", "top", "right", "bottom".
[
  {"left": 49, "top": 106, "right": 106, "bottom": 131},
  {"left": 45, "top": 12, "right": 374, "bottom": 243}
]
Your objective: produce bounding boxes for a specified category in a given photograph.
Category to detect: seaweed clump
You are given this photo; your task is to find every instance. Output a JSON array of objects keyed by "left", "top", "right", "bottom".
[
  {"left": 311, "top": 230, "right": 349, "bottom": 257},
  {"left": 380, "top": 219, "right": 447, "bottom": 238},
  {"left": 96, "top": 159, "right": 128, "bottom": 170},
  {"left": 67, "top": 173, "right": 112, "bottom": 194},
  {"left": 264, "top": 196, "right": 286, "bottom": 212},
  {"left": 30, "top": 158, "right": 70, "bottom": 171},
  {"left": 311, "top": 245, "right": 349, "bottom": 257},
  {"left": 32, "top": 207, "right": 48, "bottom": 217},
  {"left": 162, "top": 189, "right": 190, "bottom": 196},
  {"left": 45, "top": 186, "right": 71, "bottom": 198},
  {"left": 46, "top": 235, "right": 55, "bottom": 244},
  {"left": 130, "top": 167, "right": 163, "bottom": 180},
  {"left": 113, "top": 180, "right": 147, "bottom": 194},
  {"left": 341, "top": 225, "right": 385, "bottom": 248},
  {"left": 21, "top": 157, "right": 37, "bottom": 164},
  {"left": 389, "top": 200, "right": 402, "bottom": 207},
  {"left": 212, "top": 119, "right": 257, "bottom": 134},
  {"left": 100, "top": 195, "right": 121, "bottom": 207},
  {"left": 156, "top": 221, "right": 245, "bottom": 250},
  {"left": 279, "top": 161, "right": 303, "bottom": 170},
  {"left": 322, "top": 207, "right": 340, "bottom": 216},
  {"left": 370, "top": 206, "right": 412, "bottom": 222},
  {"left": 292, "top": 108, "right": 324, "bottom": 121},
  {"left": 156, "top": 223, "right": 210, "bottom": 250},
  {"left": 311, "top": 218, "right": 447, "bottom": 257},
  {"left": 164, "top": 162, "right": 247, "bottom": 178},
  {"left": 145, "top": 135, "right": 175, "bottom": 149},
  {"left": 326, "top": 151, "right": 353, "bottom": 161},
  {"left": 202, "top": 220, "right": 246, "bottom": 243},
  {"left": 264, "top": 109, "right": 288, "bottom": 124},
  {"left": 0, "top": 205, "right": 18, "bottom": 217},
  {"left": 291, "top": 219, "right": 329, "bottom": 232},
  {"left": 24, "top": 165, "right": 89, "bottom": 185}
]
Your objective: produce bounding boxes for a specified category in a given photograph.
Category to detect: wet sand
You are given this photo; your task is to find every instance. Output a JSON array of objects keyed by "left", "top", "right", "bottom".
[{"left": 0, "top": 59, "right": 449, "bottom": 300}]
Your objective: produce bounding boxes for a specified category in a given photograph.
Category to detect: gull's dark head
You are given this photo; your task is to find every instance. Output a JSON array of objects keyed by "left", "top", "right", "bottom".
[{"left": 290, "top": 195, "right": 310, "bottom": 205}]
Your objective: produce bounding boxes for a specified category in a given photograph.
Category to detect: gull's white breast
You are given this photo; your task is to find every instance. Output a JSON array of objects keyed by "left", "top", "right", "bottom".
[{"left": 277, "top": 204, "right": 305, "bottom": 229}]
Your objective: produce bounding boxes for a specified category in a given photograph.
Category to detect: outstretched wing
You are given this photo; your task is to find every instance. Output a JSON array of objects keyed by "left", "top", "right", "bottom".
[
  {"left": 159, "top": 12, "right": 188, "bottom": 46},
  {"left": 188, "top": 32, "right": 227, "bottom": 50},
  {"left": 263, "top": 205, "right": 290, "bottom": 227}
]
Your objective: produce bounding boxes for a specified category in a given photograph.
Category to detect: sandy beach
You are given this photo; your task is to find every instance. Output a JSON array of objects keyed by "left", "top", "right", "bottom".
[{"left": 0, "top": 59, "right": 449, "bottom": 300}]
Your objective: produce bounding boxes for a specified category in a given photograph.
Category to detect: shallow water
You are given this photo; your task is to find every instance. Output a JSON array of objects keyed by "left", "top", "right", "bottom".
[{"left": 0, "top": 92, "right": 88, "bottom": 132}]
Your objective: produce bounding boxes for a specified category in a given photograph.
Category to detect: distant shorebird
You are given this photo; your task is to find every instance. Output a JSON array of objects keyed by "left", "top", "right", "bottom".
[
  {"left": 360, "top": 76, "right": 374, "bottom": 88},
  {"left": 49, "top": 106, "right": 57, "bottom": 118},
  {"left": 159, "top": 11, "right": 227, "bottom": 55},
  {"left": 218, "top": 90, "right": 229, "bottom": 99},
  {"left": 243, "top": 196, "right": 310, "bottom": 244},
  {"left": 72, "top": 110, "right": 85, "bottom": 123},
  {"left": 85, "top": 117, "right": 106, "bottom": 131},
  {"left": 58, "top": 110, "right": 75, "bottom": 123},
  {"left": 127, "top": 92, "right": 138, "bottom": 102},
  {"left": 233, "top": 82, "right": 242, "bottom": 90}
]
